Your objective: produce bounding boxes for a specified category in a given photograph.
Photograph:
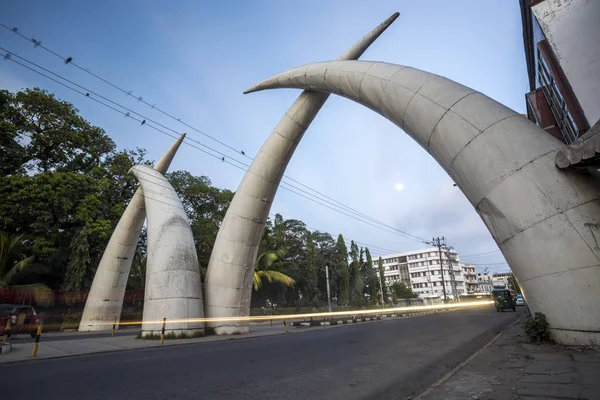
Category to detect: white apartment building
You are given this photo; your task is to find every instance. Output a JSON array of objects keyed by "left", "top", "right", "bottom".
[
  {"left": 477, "top": 275, "right": 494, "bottom": 293},
  {"left": 460, "top": 263, "right": 478, "bottom": 294},
  {"left": 375, "top": 247, "right": 465, "bottom": 301},
  {"left": 476, "top": 272, "right": 515, "bottom": 293}
]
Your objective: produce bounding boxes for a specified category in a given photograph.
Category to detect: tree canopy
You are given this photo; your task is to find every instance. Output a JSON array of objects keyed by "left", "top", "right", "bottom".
[{"left": 0, "top": 87, "right": 393, "bottom": 310}]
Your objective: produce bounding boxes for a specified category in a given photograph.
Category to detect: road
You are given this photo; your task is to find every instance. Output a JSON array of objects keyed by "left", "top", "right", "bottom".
[{"left": 1, "top": 306, "right": 520, "bottom": 399}]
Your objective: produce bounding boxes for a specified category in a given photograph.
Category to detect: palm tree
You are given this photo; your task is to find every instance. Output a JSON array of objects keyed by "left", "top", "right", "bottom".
[
  {"left": 0, "top": 232, "right": 53, "bottom": 306},
  {"left": 253, "top": 249, "right": 295, "bottom": 291}
]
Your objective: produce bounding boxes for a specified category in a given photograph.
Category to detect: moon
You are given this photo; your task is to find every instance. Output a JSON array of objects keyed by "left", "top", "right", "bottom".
[{"left": 394, "top": 183, "right": 405, "bottom": 191}]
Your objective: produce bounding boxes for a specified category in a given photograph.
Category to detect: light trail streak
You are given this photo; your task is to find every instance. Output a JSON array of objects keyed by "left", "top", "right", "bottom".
[{"left": 109, "top": 301, "right": 494, "bottom": 327}]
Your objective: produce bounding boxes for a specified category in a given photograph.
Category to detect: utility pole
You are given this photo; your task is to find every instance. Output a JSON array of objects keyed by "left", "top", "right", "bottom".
[
  {"left": 445, "top": 247, "right": 459, "bottom": 301},
  {"left": 325, "top": 265, "right": 332, "bottom": 313},
  {"left": 426, "top": 237, "right": 448, "bottom": 303}
]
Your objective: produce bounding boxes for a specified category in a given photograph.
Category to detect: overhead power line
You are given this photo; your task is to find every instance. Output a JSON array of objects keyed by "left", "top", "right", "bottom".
[
  {"left": 0, "top": 45, "right": 427, "bottom": 244},
  {"left": 460, "top": 249, "right": 502, "bottom": 258},
  {"left": 0, "top": 22, "right": 428, "bottom": 245}
]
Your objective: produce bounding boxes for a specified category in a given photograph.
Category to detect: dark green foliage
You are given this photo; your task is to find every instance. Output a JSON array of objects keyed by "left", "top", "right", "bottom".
[
  {"left": 304, "top": 232, "right": 319, "bottom": 302},
  {"left": 0, "top": 87, "right": 383, "bottom": 312},
  {"left": 524, "top": 312, "right": 552, "bottom": 343},
  {"left": 166, "top": 171, "right": 233, "bottom": 279},
  {"left": 389, "top": 281, "right": 415, "bottom": 301},
  {"left": 335, "top": 235, "right": 350, "bottom": 306},
  {"left": 365, "top": 248, "right": 380, "bottom": 304},
  {"left": 378, "top": 257, "right": 388, "bottom": 303}
]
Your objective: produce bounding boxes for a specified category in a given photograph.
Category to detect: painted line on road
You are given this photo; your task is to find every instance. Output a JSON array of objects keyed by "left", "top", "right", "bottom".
[{"left": 413, "top": 316, "right": 522, "bottom": 400}]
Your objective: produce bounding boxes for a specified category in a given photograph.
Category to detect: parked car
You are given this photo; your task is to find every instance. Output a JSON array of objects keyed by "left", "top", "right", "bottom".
[
  {"left": 515, "top": 295, "right": 525, "bottom": 306},
  {"left": 0, "top": 304, "right": 41, "bottom": 338}
]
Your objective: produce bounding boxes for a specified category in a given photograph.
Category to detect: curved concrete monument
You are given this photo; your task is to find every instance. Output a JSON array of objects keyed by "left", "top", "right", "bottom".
[
  {"left": 79, "top": 134, "right": 186, "bottom": 331},
  {"left": 204, "top": 13, "right": 400, "bottom": 334},
  {"left": 245, "top": 60, "right": 600, "bottom": 345},
  {"left": 129, "top": 165, "right": 205, "bottom": 337}
]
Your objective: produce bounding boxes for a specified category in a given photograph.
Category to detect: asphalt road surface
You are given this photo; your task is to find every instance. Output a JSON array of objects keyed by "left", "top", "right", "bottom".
[{"left": 1, "top": 306, "right": 520, "bottom": 399}]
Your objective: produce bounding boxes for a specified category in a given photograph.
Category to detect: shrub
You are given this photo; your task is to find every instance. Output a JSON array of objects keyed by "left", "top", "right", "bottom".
[{"left": 524, "top": 312, "right": 551, "bottom": 343}]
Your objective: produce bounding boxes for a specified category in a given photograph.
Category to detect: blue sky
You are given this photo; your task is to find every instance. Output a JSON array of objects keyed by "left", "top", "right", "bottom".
[{"left": 0, "top": 1, "right": 527, "bottom": 272}]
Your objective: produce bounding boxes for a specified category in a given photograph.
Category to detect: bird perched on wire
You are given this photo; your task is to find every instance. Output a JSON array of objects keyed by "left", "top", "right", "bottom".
[
  {"left": 221, "top": 157, "right": 225, "bottom": 162},
  {"left": 241, "top": 150, "right": 245, "bottom": 156},
  {"left": 65, "top": 57, "right": 72, "bottom": 64},
  {"left": 141, "top": 120, "right": 146, "bottom": 126}
]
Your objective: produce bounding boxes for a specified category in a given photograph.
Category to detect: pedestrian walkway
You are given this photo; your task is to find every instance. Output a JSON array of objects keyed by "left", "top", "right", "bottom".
[
  {"left": 419, "top": 319, "right": 600, "bottom": 399},
  {"left": 0, "top": 321, "right": 291, "bottom": 364}
]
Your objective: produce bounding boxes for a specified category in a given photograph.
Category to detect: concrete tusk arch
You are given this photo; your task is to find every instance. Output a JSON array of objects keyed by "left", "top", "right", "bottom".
[
  {"left": 129, "top": 165, "right": 205, "bottom": 338},
  {"left": 245, "top": 60, "right": 600, "bottom": 345},
  {"left": 204, "top": 14, "right": 399, "bottom": 335},
  {"left": 80, "top": 133, "right": 186, "bottom": 332}
]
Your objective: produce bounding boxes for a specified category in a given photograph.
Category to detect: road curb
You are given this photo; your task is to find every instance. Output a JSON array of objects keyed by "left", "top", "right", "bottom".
[
  {"left": 289, "top": 309, "right": 453, "bottom": 327},
  {"left": 414, "top": 316, "right": 522, "bottom": 400},
  {"left": 0, "top": 343, "right": 11, "bottom": 355}
]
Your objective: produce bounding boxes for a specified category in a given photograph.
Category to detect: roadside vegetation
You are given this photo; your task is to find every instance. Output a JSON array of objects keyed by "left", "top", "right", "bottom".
[{"left": 0, "top": 88, "right": 415, "bottom": 322}]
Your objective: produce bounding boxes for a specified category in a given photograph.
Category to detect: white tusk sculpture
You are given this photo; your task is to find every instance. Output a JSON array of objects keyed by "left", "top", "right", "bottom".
[
  {"left": 79, "top": 134, "right": 186, "bottom": 331},
  {"left": 244, "top": 60, "right": 600, "bottom": 345},
  {"left": 129, "top": 165, "right": 205, "bottom": 337},
  {"left": 204, "top": 13, "right": 400, "bottom": 334}
]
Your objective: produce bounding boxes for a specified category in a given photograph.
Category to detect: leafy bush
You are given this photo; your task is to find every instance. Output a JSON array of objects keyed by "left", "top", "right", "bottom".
[{"left": 524, "top": 312, "right": 551, "bottom": 343}]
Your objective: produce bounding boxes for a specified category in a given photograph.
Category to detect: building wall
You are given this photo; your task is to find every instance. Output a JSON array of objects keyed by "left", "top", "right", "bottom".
[
  {"left": 533, "top": 0, "right": 600, "bottom": 126},
  {"left": 378, "top": 248, "right": 465, "bottom": 300},
  {"left": 461, "top": 263, "right": 478, "bottom": 294}
]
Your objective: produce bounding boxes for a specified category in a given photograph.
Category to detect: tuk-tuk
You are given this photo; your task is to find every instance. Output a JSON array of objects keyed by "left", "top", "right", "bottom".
[
  {"left": 492, "top": 289, "right": 516, "bottom": 312},
  {"left": 0, "top": 304, "right": 41, "bottom": 338}
]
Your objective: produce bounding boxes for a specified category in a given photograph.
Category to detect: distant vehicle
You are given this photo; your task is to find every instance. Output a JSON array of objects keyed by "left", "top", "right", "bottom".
[
  {"left": 0, "top": 304, "right": 41, "bottom": 338},
  {"left": 492, "top": 289, "right": 516, "bottom": 312},
  {"left": 515, "top": 295, "right": 524, "bottom": 306}
]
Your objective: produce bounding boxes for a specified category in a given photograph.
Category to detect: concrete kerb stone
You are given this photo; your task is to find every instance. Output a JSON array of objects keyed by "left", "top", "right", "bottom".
[
  {"left": 0, "top": 343, "right": 11, "bottom": 355},
  {"left": 289, "top": 307, "right": 453, "bottom": 327}
]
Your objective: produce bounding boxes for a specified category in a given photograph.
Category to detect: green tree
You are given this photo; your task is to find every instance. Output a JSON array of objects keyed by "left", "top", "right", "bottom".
[
  {"left": 349, "top": 241, "right": 360, "bottom": 304},
  {"left": 335, "top": 234, "right": 350, "bottom": 305},
  {"left": 0, "top": 88, "right": 148, "bottom": 294},
  {"left": 167, "top": 171, "right": 233, "bottom": 279},
  {"left": 0, "top": 232, "right": 52, "bottom": 306},
  {"left": 365, "top": 248, "right": 380, "bottom": 304},
  {"left": 312, "top": 231, "right": 337, "bottom": 304},
  {"left": 303, "top": 232, "right": 319, "bottom": 302},
  {"left": 0, "top": 88, "right": 115, "bottom": 175},
  {"left": 378, "top": 256, "right": 388, "bottom": 303},
  {"left": 253, "top": 249, "right": 295, "bottom": 291},
  {"left": 272, "top": 214, "right": 286, "bottom": 251},
  {"left": 389, "top": 281, "right": 415, "bottom": 301}
]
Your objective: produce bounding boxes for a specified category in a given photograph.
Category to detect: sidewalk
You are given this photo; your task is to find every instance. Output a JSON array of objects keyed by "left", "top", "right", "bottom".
[
  {"left": 419, "top": 320, "right": 600, "bottom": 400},
  {"left": 0, "top": 322, "right": 293, "bottom": 364}
]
